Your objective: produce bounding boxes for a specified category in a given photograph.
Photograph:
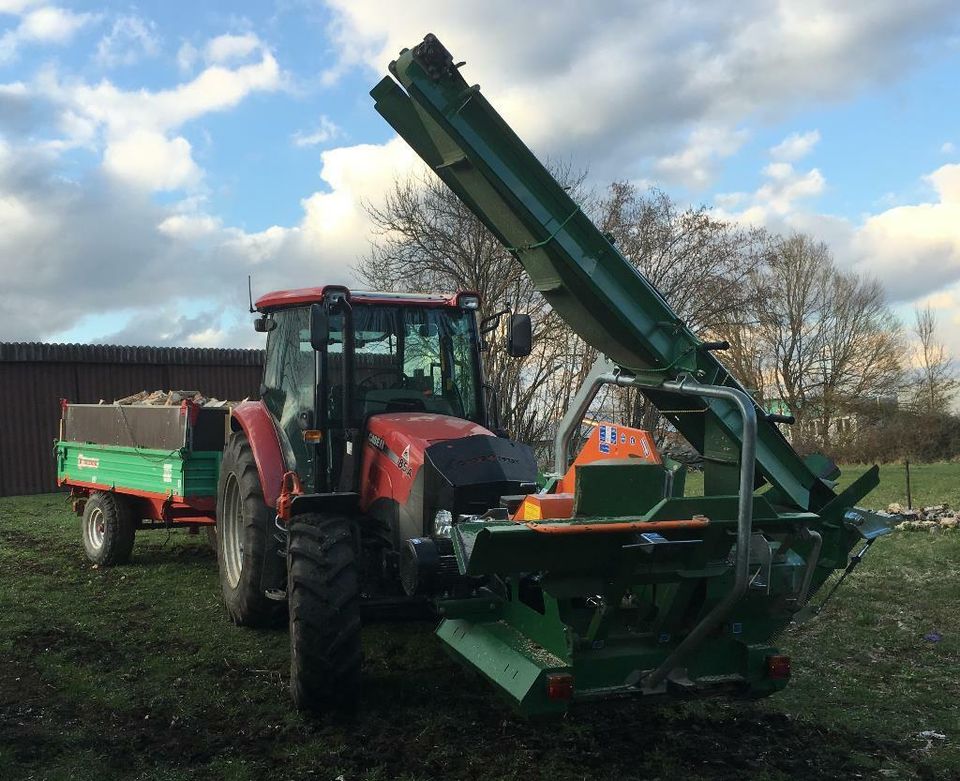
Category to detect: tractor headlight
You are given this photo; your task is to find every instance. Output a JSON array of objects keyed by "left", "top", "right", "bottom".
[{"left": 434, "top": 509, "right": 453, "bottom": 537}]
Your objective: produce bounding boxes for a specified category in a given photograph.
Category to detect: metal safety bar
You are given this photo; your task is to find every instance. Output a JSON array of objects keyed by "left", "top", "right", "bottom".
[
  {"left": 553, "top": 357, "right": 617, "bottom": 475},
  {"left": 643, "top": 374, "right": 757, "bottom": 689},
  {"left": 551, "top": 361, "right": 759, "bottom": 690}
]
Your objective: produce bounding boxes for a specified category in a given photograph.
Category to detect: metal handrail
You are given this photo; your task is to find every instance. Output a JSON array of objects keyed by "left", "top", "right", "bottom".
[
  {"left": 551, "top": 364, "right": 761, "bottom": 689},
  {"left": 553, "top": 357, "right": 616, "bottom": 475},
  {"left": 642, "top": 374, "right": 757, "bottom": 689}
]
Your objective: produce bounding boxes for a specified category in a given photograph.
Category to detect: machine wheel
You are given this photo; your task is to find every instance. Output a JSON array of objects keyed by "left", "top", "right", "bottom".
[
  {"left": 81, "top": 491, "right": 136, "bottom": 565},
  {"left": 287, "top": 513, "right": 362, "bottom": 714},
  {"left": 216, "top": 432, "right": 284, "bottom": 627}
]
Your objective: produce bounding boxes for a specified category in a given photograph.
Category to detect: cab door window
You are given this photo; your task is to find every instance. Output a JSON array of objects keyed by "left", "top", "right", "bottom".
[{"left": 261, "top": 307, "right": 316, "bottom": 486}]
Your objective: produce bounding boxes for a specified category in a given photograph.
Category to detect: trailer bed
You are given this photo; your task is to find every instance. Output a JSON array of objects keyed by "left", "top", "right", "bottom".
[{"left": 56, "top": 401, "right": 229, "bottom": 524}]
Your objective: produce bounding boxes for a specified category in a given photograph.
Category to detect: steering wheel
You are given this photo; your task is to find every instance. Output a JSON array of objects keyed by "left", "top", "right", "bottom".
[{"left": 358, "top": 369, "right": 407, "bottom": 391}]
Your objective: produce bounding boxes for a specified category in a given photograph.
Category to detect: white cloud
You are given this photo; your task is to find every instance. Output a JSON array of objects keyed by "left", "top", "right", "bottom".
[
  {"left": 654, "top": 125, "right": 748, "bottom": 188},
  {"left": 0, "top": 1, "right": 42, "bottom": 14},
  {"left": 321, "top": 0, "right": 959, "bottom": 185},
  {"left": 851, "top": 164, "right": 960, "bottom": 299},
  {"left": 158, "top": 213, "right": 221, "bottom": 240},
  {"left": 95, "top": 15, "right": 160, "bottom": 68},
  {"left": 0, "top": 131, "right": 424, "bottom": 345},
  {"left": 299, "top": 137, "right": 422, "bottom": 239},
  {"left": 17, "top": 6, "right": 89, "bottom": 41},
  {"left": 204, "top": 32, "right": 261, "bottom": 65},
  {"left": 715, "top": 162, "right": 826, "bottom": 224},
  {"left": 770, "top": 130, "right": 821, "bottom": 161},
  {"left": 3, "top": 2, "right": 960, "bottom": 348},
  {"left": 176, "top": 41, "right": 198, "bottom": 74},
  {"left": 57, "top": 51, "right": 281, "bottom": 138},
  {"left": 292, "top": 115, "right": 340, "bottom": 147},
  {"left": 103, "top": 130, "right": 201, "bottom": 191},
  {"left": 22, "top": 43, "right": 282, "bottom": 190},
  {"left": 0, "top": 5, "right": 95, "bottom": 62},
  {"left": 714, "top": 157, "right": 960, "bottom": 355}
]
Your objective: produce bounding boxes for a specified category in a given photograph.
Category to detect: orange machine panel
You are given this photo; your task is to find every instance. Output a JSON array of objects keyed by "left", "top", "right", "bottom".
[
  {"left": 554, "top": 422, "right": 660, "bottom": 494},
  {"left": 512, "top": 493, "right": 575, "bottom": 522},
  {"left": 509, "top": 422, "right": 662, "bottom": 523}
]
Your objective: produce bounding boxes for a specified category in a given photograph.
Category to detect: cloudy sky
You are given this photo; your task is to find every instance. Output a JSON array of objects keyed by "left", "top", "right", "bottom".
[{"left": 2, "top": 0, "right": 960, "bottom": 353}]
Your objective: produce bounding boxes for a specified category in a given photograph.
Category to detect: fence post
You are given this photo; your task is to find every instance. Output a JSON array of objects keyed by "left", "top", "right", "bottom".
[{"left": 905, "top": 459, "right": 912, "bottom": 510}]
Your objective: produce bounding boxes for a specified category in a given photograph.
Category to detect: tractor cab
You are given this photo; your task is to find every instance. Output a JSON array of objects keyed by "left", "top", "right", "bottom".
[{"left": 253, "top": 285, "right": 533, "bottom": 504}]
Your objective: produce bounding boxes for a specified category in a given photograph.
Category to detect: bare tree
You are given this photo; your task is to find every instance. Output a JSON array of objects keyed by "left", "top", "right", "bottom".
[
  {"left": 722, "top": 233, "right": 903, "bottom": 448},
  {"left": 357, "top": 168, "right": 593, "bottom": 446},
  {"left": 599, "top": 184, "right": 770, "bottom": 430},
  {"left": 909, "top": 304, "right": 958, "bottom": 413}
]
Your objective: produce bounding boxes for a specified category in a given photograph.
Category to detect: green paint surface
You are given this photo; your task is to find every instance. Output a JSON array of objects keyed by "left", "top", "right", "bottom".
[{"left": 56, "top": 441, "right": 220, "bottom": 498}]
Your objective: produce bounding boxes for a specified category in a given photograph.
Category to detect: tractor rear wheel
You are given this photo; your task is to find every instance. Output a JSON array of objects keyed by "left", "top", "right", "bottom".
[
  {"left": 81, "top": 491, "right": 136, "bottom": 565},
  {"left": 216, "top": 431, "right": 284, "bottom": 627},
  {"left": 287, "top": 513, "right": 362, "bottom": 714}
]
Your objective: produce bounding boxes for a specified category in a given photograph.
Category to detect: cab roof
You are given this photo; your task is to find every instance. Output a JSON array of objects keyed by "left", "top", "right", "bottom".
[{"left": 255, "top": 286, "right": 478, "bottom": 311}]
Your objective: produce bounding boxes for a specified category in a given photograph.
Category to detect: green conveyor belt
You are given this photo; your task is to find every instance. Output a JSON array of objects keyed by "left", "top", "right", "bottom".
[{"left": 372, "top": 35, "right": 834, "bottom": 513}]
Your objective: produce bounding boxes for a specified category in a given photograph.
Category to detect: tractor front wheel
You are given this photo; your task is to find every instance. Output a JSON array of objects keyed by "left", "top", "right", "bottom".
[
  {"left": 81, "top": 491, "right": 136, "bottom": 565},
  {"left": 287, "top": 512, "right": 362, "bottom": 714},
  {"left": 216, "top": 432, "right": 284, "bottom": 627}
]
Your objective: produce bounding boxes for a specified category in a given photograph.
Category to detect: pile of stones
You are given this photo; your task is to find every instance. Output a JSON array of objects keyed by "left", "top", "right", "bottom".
[{"left": 889, "top": 503, "right": 958, "bottom": 532}]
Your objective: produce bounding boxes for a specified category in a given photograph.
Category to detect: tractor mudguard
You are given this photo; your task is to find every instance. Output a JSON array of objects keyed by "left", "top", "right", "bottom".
[{"left": 230, "top": 401, "right": 285, "bottom": 508}]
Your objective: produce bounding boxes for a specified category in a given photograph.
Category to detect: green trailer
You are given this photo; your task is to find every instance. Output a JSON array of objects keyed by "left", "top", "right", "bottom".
[{"left": 56, "top": 401, "right": 226, "bottom": 565}]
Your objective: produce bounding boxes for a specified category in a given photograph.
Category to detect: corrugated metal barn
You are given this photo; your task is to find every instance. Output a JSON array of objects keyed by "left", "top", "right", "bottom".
[{"left": 0, "top": 343, "right": 264, "bottom": 497}]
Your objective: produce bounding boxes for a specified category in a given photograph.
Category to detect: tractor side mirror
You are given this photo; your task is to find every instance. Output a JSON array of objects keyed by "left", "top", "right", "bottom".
[
  {"left": 254, "top": 316, "right": 276, "bottom": 333},
  {"left": 310, "top": 303, "right": 330, "bottom": 350},
  {"left": 507, "top": 314, "right": 532, "bottom": 357}
]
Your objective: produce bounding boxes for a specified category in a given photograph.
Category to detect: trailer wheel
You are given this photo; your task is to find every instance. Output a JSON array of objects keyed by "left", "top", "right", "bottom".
[
  {"left": 287, "top": 513, "right": 362, "bottom": 714},
  {"left": 216, "top": 432, "right": 284, "bottom": 627},
  {"left": 81, "top": 491, "right": 136, "bottom": 565}
]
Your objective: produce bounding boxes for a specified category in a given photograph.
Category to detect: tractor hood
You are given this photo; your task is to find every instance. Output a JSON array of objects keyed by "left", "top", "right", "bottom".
[{"left": 360, "top": 413, "right": 538, "bottom": 544}]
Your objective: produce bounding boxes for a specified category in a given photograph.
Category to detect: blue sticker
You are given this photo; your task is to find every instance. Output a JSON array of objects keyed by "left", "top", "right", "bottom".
[
  {"left": 599, "top": 443, "right": 610, "bottom": 453},
  {"left": 598, "top": 425, "right": 607, "bottom": 443},
  {"left": 630, "top": 436, "right": 636, "bottom": 445},
  {"left": 658, "top": 632, "right": 671, "bottom": 644},
  {"left": 620, "top": 433, "right": 626, "bottom": 443},
  {"left": 731, "top": 622, "right": 743, "bottom": 635}
]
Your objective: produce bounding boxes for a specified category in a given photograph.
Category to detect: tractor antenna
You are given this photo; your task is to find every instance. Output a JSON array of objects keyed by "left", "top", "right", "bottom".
[{"left": 247, "top": 275, "right": 255, "bottom": 313}]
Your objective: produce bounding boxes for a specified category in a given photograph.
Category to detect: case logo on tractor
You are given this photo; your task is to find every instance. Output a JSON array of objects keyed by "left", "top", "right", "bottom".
[
  {"left": 77, "top": 454, "right": 99, "bottom": 470},
  {"left": 367, "top": 432, "right": 413, "bottom": 478}
]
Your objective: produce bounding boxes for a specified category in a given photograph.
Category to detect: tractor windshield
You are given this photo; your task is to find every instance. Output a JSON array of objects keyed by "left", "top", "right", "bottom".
[{"left": 327, "top": 304, "right": 482, "bottom": 424}]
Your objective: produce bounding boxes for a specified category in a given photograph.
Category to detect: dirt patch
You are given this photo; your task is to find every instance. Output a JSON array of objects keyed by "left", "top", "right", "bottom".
[
  {"left": 0, "top": 641, "right": 941, "bottom": 781},
  {"left": 18, "top": 625, "right": 123, "bottom": 666},
  {"left": 0, "top": 528, "right": 77, "bottom": 558}
]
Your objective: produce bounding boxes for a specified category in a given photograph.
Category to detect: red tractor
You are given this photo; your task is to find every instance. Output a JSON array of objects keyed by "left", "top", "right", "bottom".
[{"left": 219, "top": 285, "right": 536, "bottom": 711}]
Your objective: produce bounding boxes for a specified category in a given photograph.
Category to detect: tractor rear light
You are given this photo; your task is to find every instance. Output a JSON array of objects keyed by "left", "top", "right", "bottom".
[
  {"left": 546, "top": 673, "right": 574, "bottom": 701},
  {"left": 766, "top": 654, "right": 791, "bottom": 680},
  {"left": 302, "top": 430, "right": 322, "bottom": 444}
]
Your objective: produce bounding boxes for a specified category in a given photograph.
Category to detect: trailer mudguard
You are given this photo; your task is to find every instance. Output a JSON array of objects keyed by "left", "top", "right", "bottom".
[{"left": 230, "top": 401, "right": 285, "bottom": 509}]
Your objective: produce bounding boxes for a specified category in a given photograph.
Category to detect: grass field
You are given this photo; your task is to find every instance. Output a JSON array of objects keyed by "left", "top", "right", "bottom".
[
  {"left": 685, "top": 460, "right": 960, "bottom": 510},
  {"left": 1, "top": 467, "right": 958, "bottom": 780}
]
